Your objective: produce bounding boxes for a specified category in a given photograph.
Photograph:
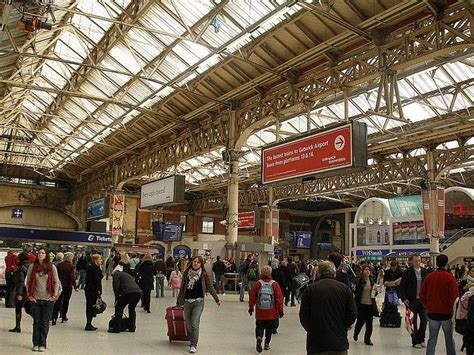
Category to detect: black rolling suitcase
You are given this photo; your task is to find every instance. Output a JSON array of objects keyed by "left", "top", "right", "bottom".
[
  {"left": 291, "top": 273, "right": 309, "bottom": 291},
  {"left": 380, "top": 310, "right": 402, "bottom": 328}
]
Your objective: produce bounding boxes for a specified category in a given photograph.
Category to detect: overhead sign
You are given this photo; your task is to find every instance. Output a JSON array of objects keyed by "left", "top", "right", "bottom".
[
  {"left": 152, "top": 221, "right": 184, "bottom": 242},
  {"left": 11, "top": 208, "right": 23, "bottom": 219},
  {"left": 140, "top": 175, "right": 185, "bottom": 208},
  {"left": 355, "top": 249, "right": 391, "bottom": 257},
  {"left": 261, "top": 122, "right": 367, "bottom": 185},
  {"left": 0, "top": 226, "right": 112, "bottom": 246},
  {"left": 87, "top": 197, "right": 109, "bottom": 220},
  {"left": 238, "top": 212, "right": 255, "bottom": 229},
  {"left": 173, "top": 245, "right": 191, "bottom": 258},
  {"left": 111, "top": 194, "right": 125, "bottom": 237}
]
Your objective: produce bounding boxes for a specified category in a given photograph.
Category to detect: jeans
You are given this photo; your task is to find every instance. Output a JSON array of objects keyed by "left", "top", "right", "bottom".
[
  {"left": 256, "top": 319, "right": 277, "bottom": 345},
  {"left": 113, "top": 292, "right": 141, "bottom": 331},
  {"left": 184, "top": 300, "right": 204, "bottom": 347},
  {"left": 239, "top": 274, "right": 248, "bottom": 301},
  {"left": 155, "top": 275, "right": 165, "bottom": 297},
  {"left": 78, "top": 270, "right": 86, "bottom": 289},
  {"left": 410, "top": 299, "right": 427, "bottom": 345},
  {"left": 354, "top": 304, "right": 373, "bottom": 343},
  {"left": 31, "top": 300, "right": 54, "bottom": 347},
  {"left": 426, "top": 317, "right": 456, "bottom": 355},
  {"left": 215, "top": 274, "right": 225, "bottom": 294}
]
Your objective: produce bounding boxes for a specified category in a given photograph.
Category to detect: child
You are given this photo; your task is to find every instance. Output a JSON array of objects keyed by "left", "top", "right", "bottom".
[
  {"left": 248, "top": 265, "right": 284, "bottom": 353},
  {"left": 169, "top": 266, "right": 182, "bottom": 297}
]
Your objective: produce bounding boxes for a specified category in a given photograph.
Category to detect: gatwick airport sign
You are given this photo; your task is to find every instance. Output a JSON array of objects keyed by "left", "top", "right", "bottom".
[{"left": 261, "top": 122, "right": 367, "bottom": 185}]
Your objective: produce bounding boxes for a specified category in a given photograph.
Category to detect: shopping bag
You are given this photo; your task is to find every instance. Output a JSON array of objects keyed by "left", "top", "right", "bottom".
[{"left": 404, "top": 307, "right": 415, "bottom": 335}]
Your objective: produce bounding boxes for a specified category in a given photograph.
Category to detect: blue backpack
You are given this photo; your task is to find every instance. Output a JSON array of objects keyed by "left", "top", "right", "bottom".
[{"left": 257, "top": 280, "right": 275, "bottom": 310}]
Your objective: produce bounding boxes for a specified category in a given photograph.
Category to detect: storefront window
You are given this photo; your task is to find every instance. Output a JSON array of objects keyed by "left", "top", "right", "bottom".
[{"left": 357, "top": 225, "right": 390, "bottom": 246}]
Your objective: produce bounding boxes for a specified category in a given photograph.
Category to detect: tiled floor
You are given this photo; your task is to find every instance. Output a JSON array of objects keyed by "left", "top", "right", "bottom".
[{"left": 0, "top": 281, "right": 463, "bottom": 354}]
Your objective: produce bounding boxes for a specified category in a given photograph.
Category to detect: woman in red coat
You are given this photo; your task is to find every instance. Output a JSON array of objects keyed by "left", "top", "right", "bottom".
[{"left": 248, "top": 265, "right": 284, "bottom": 353}]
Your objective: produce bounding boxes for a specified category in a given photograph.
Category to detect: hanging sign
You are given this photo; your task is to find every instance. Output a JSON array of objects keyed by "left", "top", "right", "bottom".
[{"left": 111, "top": 194, "right": 125, "bottom": 237}]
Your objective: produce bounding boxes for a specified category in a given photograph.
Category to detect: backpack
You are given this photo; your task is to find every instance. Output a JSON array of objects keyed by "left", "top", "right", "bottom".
[
  {"left": 257, "top": 280, "right": 275, "bottom": 310},
  {"left": 247, "top": 265, "right": 258, "bottom": 281},
  {"left": 454, "top": 291, "right": 474, "bottom": 335}
]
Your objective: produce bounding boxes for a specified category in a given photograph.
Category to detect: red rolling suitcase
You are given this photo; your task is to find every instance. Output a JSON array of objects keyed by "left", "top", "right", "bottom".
[{"left": 165, "top": 306, "right": 189, "bottom": 342}]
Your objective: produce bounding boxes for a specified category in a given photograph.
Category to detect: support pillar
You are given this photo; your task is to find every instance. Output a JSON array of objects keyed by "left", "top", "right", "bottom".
[
  {"left": 227, "top": 156, "right": 239, "bottom": 244},
  {"left": 427, "top": 151, "right": 440, "bottom": 254}
]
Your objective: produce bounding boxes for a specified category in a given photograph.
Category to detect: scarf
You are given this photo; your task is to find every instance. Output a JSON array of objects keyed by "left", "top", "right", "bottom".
[
  {"left": 28, "top": 264, "right": 54, "bottom": 297},
  {"left": 187, "top": 268, "right": 202, "bottom": 290}
]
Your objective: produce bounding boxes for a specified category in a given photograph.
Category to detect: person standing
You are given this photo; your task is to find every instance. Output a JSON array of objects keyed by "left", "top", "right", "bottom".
[
  {"left": 136, "top": 253, "right": 156, "bottom": 313},
  {"left": 154, "top": 254, "right": 167, "bottom": 298},
  {"left": 248, "top": 265, "right": 284, "bottom": 353},
  {"left": 286, "top": 257, "right": 298, "bottom": 307},
  {"left": 328, "top": 252, "right": 352, "bottom": 288},
  {"left": 212, "top": 256, "right": 227, "bottom": 295},
  {"left": 299, "top": 261, "right": 357, "bottom": 355},
  {"left": 247, "top": 257, "right": 260, "bottom": 297},
  {"left": 239, "top": 255, "right": 252, "bottom": 302},
  {"left": 270, "top": 258, "right": 286, "bottom": 335},
  {"left": 400, "top": 253, "right": 428, "bottom": 348},
  {"left": 166, "top": 256, "right": 175, "bottom": 282},
  {"left": 353, "top": 265, "right": 376, "bottom": 346},
  {"left": 53, "top": 252, "right": 78, "bottom": 324},
  {"left": 105, "top": 255, "right": 114, "bottom": 280},
  {"left": 108, "top": 265, "right": 142, "bottom": 333},
  {"left": 26, "top": 247, "right": 60, "bottom": 352},
  {"left": 177, "top": 256, "right": 220, "bottom": 354},
  {"left": 84, "top": 254, "right": 103, "bottom": 331},
  {"left": 9, "top": 252, "right": 30, "bottom": 333},
  {"left": 76, "top": 254, "right": 87, "bottom": 289},
  {"left": 5, "top": 249, "right": 19, "bottom": 308},
  {"left": 419, "top": 254, "right": 458, "bottom": 355}
]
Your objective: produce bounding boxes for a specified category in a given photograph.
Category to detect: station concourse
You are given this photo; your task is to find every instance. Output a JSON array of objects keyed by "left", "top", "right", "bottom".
[{"left": 0, "top": 0, "right": 473, "bottom": 354}]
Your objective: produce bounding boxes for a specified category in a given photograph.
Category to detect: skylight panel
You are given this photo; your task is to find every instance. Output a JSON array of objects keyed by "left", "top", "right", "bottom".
[{"left": 109, "top": 44, "right": 142, "bottom": 75}]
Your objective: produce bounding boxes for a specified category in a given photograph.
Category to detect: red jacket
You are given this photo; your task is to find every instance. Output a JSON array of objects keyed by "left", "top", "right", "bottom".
[
  {"left": 419, "top": 268, "right": 458, "bottom": 315},
  {"left": 5, "top": 253, "right": 18, "bottom": 272},
  {"left": 249, "top": 276, "right": 284, "bottom": 320}
]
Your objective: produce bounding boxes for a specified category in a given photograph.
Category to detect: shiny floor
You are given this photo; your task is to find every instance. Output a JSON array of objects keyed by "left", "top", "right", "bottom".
[{"left": 0, "top": 281, "right": 463, "bottom": 354}]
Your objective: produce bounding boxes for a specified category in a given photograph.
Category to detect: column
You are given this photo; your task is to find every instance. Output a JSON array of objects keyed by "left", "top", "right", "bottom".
[
  {"left": 344, "top": 211, "right": 351, "bottom": 255},
  {"left": 427, "top": 151, "right": 440, "bottom": 254},
  {"left": 226, "top": 155, "right": 239, "bottom": 244}
]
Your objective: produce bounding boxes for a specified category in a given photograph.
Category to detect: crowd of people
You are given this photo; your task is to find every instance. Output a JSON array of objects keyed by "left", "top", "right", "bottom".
[{"left": 3, "top": 247, "right": 474, "bottom": 354}]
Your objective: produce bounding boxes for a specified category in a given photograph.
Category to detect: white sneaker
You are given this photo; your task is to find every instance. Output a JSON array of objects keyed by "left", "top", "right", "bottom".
[
  {"left": 32, "top": 346, "right": 39, "bottom": 352},
  {"left": 38, "top": 346, "right": 46, "bottom": 352},
  {"left": 189, "top": 346, "right": 197, "bottom": 353},
  {"left": 412, "top": 344, "right": 423, "bottom": 349},
  {"left": 420, "top": 342, "right": 426, "bottom": 348}
]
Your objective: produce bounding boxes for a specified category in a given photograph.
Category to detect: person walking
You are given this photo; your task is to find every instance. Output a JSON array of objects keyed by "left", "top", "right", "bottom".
[
  {"left": 169, "top": 265, "right": 182, "bottom": 297},
  {"left": 286, "top": 257, "right": 298, "bottom": 307},
  {"left": 248, "top": 265, "right": 284, "bottom": 353},
  {"left": 212, "top": 256, "right": 227, "bottom": 295},
  {"left": 400, "top": 253, "right": 428, "bottom": 348},
  {"left": 136, "top": 253, "right": 156, "bottom": 313},
  {"left": 328, "top": 252, "right": 352, "bottom": 288},
  {"left": 166, "top": 256, "right": 175, "bottom": 282},
  {"left": 9, "top": 252, "right": 30, "bottom": 333},
  {"left": 26, "top": 247, "right": 61, "bottom": 352},
  {"left": 353, "top": 265, "right": 377, "bottom": 346},
  {"left": 239, "top": 255, "right": 252, "bottom": 302},
  {"left": 419, "top": 254, "right": 458, "bottom": 355},
  {"left": 52, "top": 252, "right": 78, "bottom": 324},
  {"left": 270, "top": 258, "right": 286, "bottom": 335},
  {"left": 154, "top": 254, "right": 167, "bottom": 298},
  {"left": 299, "top": 261, "right": 357, "bottom": 355},
  {"left": 108, "top": 265, "right": 142, "bottom": 333},
  {"left": 84, "top": 254, "right": 103, "bottom": 331},
  {"left": 5, "top": 249, "right": 18, "bottom": 308},
  {"left": 177, "top": 256, "right": 220, "bottom": 353}
]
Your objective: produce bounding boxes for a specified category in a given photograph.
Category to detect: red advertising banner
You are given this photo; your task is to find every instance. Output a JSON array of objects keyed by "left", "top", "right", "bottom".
[
  {"left": 111, "top": 194, "right": 125, "bottom": 238},
  {"left": 262, "top": 124, "right": 353, "bottom": 184},
  {"left": 238, "top": 211, "right": 255, "bottom": 229},
  {"left": 437, "top": 187, "right": 445, "bottom": 237},
  {"left": 422, "top": 190, "right": 431, "bottom": 237}
]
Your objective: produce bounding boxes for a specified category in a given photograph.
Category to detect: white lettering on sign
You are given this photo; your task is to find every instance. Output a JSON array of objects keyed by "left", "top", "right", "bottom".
[{"left": 140, "top": 176, "right": 176, "bottom": 208}]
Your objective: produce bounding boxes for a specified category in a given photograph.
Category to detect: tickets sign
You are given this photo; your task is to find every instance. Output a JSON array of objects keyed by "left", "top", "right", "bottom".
[{"left": 261, "top": 122, "right": 367, "bottom": 185}]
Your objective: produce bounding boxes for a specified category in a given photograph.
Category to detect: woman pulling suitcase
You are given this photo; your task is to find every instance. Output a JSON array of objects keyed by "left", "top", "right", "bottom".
[{"left": 177, "top": 256, "right": 221, "bottom": 353}]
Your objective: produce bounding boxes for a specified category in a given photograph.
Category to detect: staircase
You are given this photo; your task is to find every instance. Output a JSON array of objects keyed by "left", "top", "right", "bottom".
[{"left": 440, "top": 228, "right": 474, "bottom": 265}]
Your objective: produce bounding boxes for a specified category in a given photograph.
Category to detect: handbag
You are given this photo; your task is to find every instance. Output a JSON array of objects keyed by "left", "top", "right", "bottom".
[
  {"left": 405, "top": 307, "right": 415, "bottom": 335},
  {"left": 92, "top": 296, "right": 107, "bottom": 316}
]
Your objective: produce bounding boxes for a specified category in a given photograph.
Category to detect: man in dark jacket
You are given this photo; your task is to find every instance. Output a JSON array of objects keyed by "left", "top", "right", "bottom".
[
  {"left": 271, "top": 258, "right": 286, "bottom": 334},
  {"left": 328, "top": 252, "right": 351, "bottom": 289},
  {"left": 300, "top": 261, "right": 357, "bottom": 355},
  {"left": 212, "top": 256, "right": 227, "bottom": 295},
  {"left": 287, "top": 257, "right": 298, "bottom": 307},
  {"left": 52, "top": 252, "right": 78, "bottom": 324},
  {"left": 400, "top": 253, "right": 428, "bottom": 348},
  {"left": 109, "top": 266, "right": 142, "bottom": 333},
  {"left": 154, "top": 254, "right": 167, "bottom": 298}
]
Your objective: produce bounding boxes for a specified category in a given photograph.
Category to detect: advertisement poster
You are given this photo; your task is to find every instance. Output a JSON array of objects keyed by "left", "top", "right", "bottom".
[
  {"left": 111, "top": 194, "right": 125, "bottom": 237},
  {"left": 238, "top": 211, "right": 255, "bottom": 229},
  {"left": 416, "top": 223, "right": 425, "bottom": 240},
  {"left": 437, "top": 187, "right": 445, "bottom": 237},
  {"left": 422, "top": 189, "right": 432, "bottom": 236},
  {"left": 365, "top": 225, "right": 390, "bottom": 245}
]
